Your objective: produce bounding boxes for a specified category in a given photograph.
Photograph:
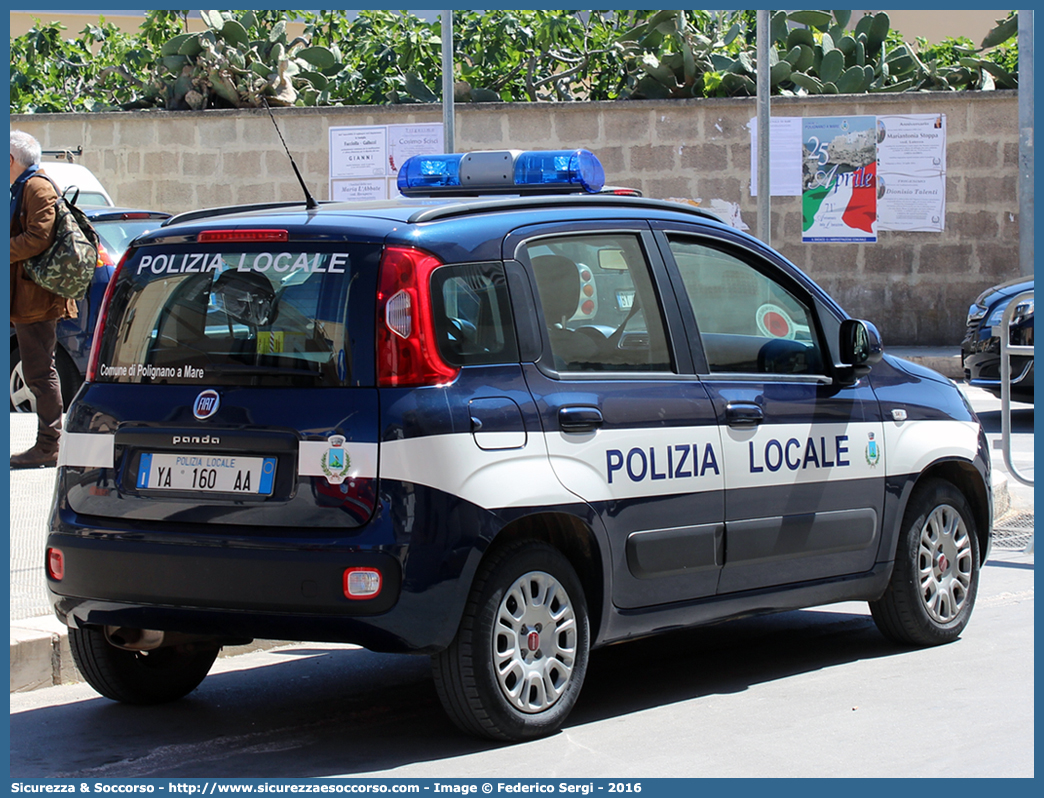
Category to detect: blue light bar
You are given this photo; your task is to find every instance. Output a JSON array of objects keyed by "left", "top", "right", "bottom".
[
  {"left": 397, "top": 149, "right": 606, "bottom": 196},
  {"left": 514, "top": 150, "right": 605, "bottom": 193},
  {"left": 396, "top": 153, "right": 464, "bottom": 194}
]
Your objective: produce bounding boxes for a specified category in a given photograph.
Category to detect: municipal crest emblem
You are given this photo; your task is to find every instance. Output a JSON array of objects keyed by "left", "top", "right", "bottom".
[
  {"left": 321, "top": 435, "right": 352, "bottom": 484},
  {"left": 865, "top": 432, "right": 881, "bottom": 467}
]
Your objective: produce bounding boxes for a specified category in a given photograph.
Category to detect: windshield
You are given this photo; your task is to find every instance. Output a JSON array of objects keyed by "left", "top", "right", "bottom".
[
  {"left": 93, "top": 243, "right": 380, "bottom": 388},
  {"left": 63, "top": 190, "right": 111, "bottom": 206}
]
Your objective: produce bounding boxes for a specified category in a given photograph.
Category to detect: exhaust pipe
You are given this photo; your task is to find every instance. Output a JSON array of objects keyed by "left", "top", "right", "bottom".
[
  {"left": 105, "top": 626, "right": 165, "bottom": 651},
  {"left": 103, "top": 626, "right": 251, "bottom": 652}
]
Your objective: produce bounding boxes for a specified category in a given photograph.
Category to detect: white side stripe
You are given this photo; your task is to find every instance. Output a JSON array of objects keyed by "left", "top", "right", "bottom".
[
  {"left": 53, "top": 419, "right": 980, "bottom": 513},
  {"left": 298, "top": 441, "right": 378, "bottom": 479},
  {"left": 58, "top": 433, "right": 115, "bottom": 469},
  {"left": 719, "top": 421, "right": 883, "bottom": 491},
  {"left": 380, "top": 433, "right": 574, "bottom": 510},
  {"left": 543, "top": 425, "right": 725, "bottom": 502},
  {"left": 882, "top": 418, "right": 980, "bottom": 477}
]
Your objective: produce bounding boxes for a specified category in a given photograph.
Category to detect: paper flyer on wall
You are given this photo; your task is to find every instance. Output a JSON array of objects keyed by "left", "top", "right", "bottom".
[
  {"left": 329, "top": 126, "right": 387, "bottom": 179},
  {"left": 330, "top": 178, "right": 386, "bottom": 202},
  {"left": 329, "top": 123, "right": 444, "bottom": 200},
  {"left": 875, "top": 114, "right": 947, "bottom": 232},
  {"left": 749, "top": 116, "right": 803, "bottom": 196},
  {"left": 801, "top": 115, "right": 878, "bottom": 243}
]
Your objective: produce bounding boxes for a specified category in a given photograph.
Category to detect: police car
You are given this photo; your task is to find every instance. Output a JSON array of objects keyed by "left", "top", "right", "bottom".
[{"left": 47, "top": 149, "right": 991, "bottom": 741}]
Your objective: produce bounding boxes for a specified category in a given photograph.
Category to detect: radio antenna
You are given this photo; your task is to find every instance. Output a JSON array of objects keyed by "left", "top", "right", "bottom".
[{"left": 261, "top": 95, "right": 319, "bottom": 210}]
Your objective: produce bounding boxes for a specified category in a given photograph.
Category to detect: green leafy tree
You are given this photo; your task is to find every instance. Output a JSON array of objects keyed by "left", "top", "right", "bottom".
[
  {"left": 11, "top": 18, "right": 140, "bottom": 112},
  {"left": 9, "top": 9, "right": 1022, "bottom": 113}
]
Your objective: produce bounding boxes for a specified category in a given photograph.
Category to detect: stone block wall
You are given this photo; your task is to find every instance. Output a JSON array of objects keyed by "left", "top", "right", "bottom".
[{"left": 12, "top": 90, "right": 1021, "bottom": 345}]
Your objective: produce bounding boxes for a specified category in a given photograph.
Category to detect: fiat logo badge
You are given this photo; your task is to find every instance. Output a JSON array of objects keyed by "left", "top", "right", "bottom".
[{"left": 193, "top": 390, "right": 220, "bottom": 420}]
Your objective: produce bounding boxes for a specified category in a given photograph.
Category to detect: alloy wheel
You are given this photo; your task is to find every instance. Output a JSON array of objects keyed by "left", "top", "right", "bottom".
[
  {"left": 917, "top": 503, "right": 974, "bottom": 623},
  {"left": 493, "top": 570, "right": 579, "bottom": 714}
]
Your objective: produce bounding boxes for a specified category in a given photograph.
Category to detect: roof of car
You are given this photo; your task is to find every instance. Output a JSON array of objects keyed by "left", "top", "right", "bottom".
[
  {"left": 162, "top": 194, "right": 728, "bottom": 230},
  {"left": 77, "top": 207, "right": 172, "bottom": 220},
  {"left": 42, "top": 162, "right": 114, "bottom": 205}
]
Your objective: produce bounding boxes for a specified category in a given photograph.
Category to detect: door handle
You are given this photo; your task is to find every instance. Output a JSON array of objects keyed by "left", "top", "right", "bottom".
[
  {"left": 558, "top": 406, "right": 603, "bottom": 433},
  {"left": 726, "top": 402, "right": 764, "bottom": 429}
]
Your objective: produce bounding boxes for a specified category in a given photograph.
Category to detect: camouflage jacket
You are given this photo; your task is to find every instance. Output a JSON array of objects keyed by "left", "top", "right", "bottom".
[{"left": 10, "top": 171, "right": 78, "bottom": 324}]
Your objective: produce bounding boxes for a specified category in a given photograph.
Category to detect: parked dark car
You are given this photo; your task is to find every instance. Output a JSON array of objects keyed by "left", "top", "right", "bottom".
[
  {"left": 47, "top": 149, "right": 991, "bottom": 742},
  {"left": 961, "top": 276, "right": 1034, "bottom": 403},
  {"left": 10, "top": 208, "right": 171, "bottom": 412}
]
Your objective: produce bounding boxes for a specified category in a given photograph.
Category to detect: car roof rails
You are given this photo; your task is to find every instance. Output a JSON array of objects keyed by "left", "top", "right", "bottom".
[
  {"left": 41, "top": 146, "right": 83, "bottom": 163},
  {"left": 407, "top": 194, "right": 725, "bottom": 225}
]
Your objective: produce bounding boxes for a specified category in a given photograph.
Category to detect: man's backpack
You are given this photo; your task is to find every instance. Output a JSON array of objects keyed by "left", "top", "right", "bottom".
[{"left": 21, "top": 174, "right": 100, "bottom": 301}]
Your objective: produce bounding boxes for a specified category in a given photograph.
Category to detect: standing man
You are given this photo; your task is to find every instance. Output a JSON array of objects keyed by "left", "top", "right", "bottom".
[{"left": 10, "top": 129, "right": 77, "bottom": 468}]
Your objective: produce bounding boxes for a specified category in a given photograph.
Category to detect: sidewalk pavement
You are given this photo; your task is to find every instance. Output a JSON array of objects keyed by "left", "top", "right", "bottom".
[{"left": 5, "top": 348, "right": 1014, "bottom": 692}]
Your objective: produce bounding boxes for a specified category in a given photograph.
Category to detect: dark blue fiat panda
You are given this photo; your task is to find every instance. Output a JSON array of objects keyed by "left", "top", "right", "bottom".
[{"left": 47, "top": 149, "right": 991, "bottom": 741}]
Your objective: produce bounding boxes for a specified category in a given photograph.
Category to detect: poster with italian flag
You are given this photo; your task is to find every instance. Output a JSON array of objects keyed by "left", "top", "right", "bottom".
[{"left": 801, "top": 116, "right": 878, "bottom": 243}]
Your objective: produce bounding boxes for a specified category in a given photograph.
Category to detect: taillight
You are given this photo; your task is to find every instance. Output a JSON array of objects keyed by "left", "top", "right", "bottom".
[
  {"left": 47, "top": 548, "right": 64, "bottom": 581},
  {"left": 376, "top": 246, "right": 459, "bottom": 387},
  {"left": 85, "top": 251, "right": 127, "bottom": 382},
  {"left": 97, "top": 242, "right": 114, "bottom": 267}
]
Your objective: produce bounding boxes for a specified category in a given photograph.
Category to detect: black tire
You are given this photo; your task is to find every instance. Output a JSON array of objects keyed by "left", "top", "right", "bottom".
[
  {"left": 68, "top": 625, "right": 218, "bottom": 705},
  {"left": 870, "top": 479, "right": 981, "bottom": 646},
  {"left": 9, "top": 346, "right": 80, "bottom": 412},
  {"left": 432, "top": 540, "right": 590, "bottom": 741}
]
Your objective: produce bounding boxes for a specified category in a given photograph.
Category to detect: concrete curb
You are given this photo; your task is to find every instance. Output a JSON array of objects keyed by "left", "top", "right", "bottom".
[
  {"left": 10, "top": 615, "right": 74, "bottom": 693},
  {"left": 887, "top": 347, "right": 964, "bottom": 381},
  {"left": 9, "top": 622, "right": 290, "bottom": 693}
]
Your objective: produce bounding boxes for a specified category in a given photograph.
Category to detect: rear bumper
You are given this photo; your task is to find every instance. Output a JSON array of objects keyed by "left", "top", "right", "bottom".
[
  {"left": 48, "top": 532, "right": 402, "bottom": 616},
  {"left": 46, "top": 504, "right": 474, "bottom": 654}
]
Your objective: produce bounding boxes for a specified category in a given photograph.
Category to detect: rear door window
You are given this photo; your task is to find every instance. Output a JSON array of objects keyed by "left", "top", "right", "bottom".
[
  {"left": 94, "top": 243, "right": 379, "bottom": 387},
  {"left": 525, "top": 233, "right": 673, "bottom": 373}
]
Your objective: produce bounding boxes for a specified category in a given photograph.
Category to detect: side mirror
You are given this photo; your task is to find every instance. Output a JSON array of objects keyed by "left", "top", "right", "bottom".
[{"left": 838, "top": 319, "right": 883, "bottom": 384}]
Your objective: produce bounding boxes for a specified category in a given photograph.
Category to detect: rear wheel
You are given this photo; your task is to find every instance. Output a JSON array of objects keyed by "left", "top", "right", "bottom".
[
  {"left": 68, "top": 625, "right": 218, "bottom": 704},
  {"left": 870, "top": 479, "right": 981, "bottom": 646},
  {"left": 432, "top": 540, "right": 590, "bottom": 741}
]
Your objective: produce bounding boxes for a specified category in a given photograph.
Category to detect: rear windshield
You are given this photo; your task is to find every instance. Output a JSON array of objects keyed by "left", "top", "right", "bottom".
[
  {"left": 93, "top": 243, "right": 379, "bottom": 387},
  {"left": 70, "top": 191, "right": 111, "bottom": 206}
]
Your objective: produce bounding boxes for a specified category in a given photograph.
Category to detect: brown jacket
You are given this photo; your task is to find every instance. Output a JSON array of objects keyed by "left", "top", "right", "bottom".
[{"left": 10, "top": 171, "right": 78, "bottom": 324}]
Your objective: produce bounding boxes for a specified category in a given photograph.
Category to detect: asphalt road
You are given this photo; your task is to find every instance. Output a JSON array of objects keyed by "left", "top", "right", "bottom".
[{"left": 9, "top": 544, "right": 1033, "bottom": 778}]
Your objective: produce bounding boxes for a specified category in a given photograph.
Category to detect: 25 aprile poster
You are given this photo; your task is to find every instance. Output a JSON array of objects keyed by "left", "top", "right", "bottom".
[{"left": 801, "top": 116, "right": 878, "bottom": 243}]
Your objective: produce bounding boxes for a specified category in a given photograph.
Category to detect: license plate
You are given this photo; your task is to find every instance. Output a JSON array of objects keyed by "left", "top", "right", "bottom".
[
  {"left": 136, "top": 453, "right": 277, "bottom": 495},
  {"left": 617, "top": 290, "right": 635, "bottom": 310}
]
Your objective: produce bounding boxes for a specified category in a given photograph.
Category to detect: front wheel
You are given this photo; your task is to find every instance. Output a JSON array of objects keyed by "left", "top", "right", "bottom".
[
  {"left": 68, "top": 625, "right": 218, "bottom": 704},
  {"left": 870, "top": 479, "right": 981, "bottom": 646},
  {"left": 432, "top": 541, "right": 590, "bottom": 741}
]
